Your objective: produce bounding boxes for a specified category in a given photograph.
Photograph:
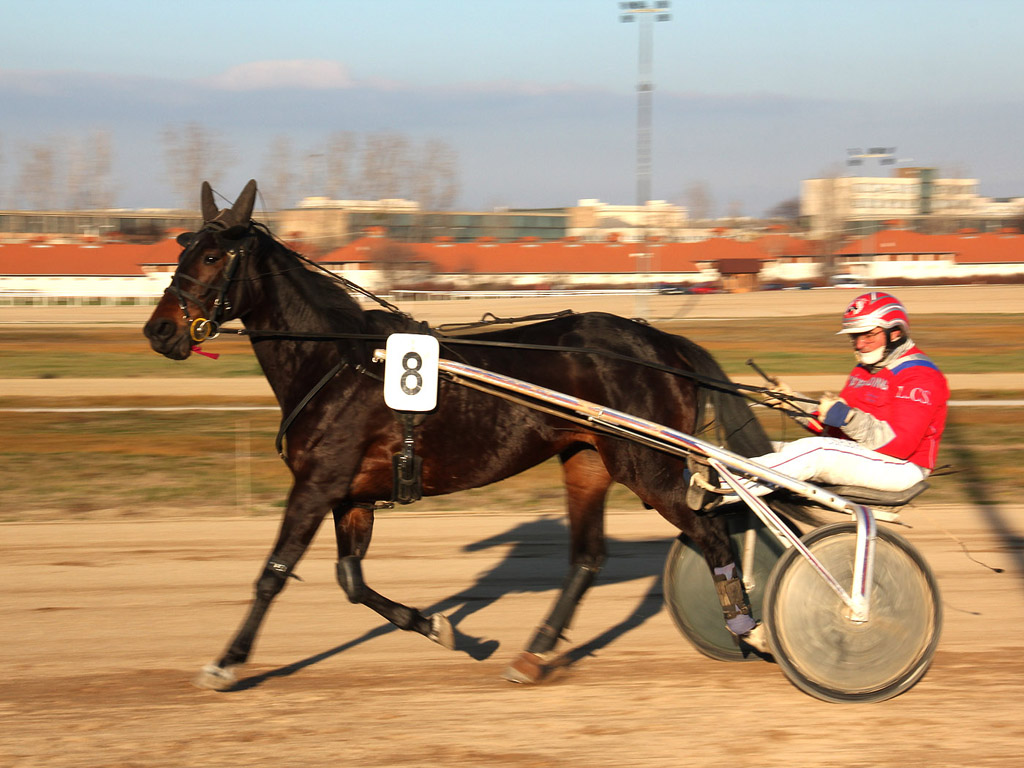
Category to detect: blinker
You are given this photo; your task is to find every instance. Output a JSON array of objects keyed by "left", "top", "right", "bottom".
[{"left": 220, "top": 224, "right": 250, "bottom": 241}]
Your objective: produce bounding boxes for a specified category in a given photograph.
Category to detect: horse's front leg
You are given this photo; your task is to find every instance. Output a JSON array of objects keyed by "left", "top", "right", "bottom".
[
  {"left": 504, "top": 446, "right": 611, "bottom": 684},
  {"left": 333, "top": 502, "right": 455, "bottom": 649},
  {"left": 193, "top": 482, "right": 329, "bottom": 690}
]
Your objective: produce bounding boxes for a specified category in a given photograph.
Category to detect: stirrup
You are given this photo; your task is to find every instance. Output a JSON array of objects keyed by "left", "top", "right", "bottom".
[{"left": 685, "top": 455, "right": 721, "bottom": 513}]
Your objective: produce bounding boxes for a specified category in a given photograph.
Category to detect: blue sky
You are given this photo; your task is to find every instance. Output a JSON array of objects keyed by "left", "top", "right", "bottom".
[{"left": 1, "top": 0, "right": 1021, "bottom": 215}]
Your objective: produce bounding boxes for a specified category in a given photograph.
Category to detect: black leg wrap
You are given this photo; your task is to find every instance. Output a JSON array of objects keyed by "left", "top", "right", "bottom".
[
  {"left": 336, "top": 556, "right": 367, "bottom": 603},
  {"left": 712, "top": 562, "right": 756, "bottom": 635},
  {"left": 255, "top": 557, "right": 290, "bottom": 600},
  {"left": 526, "top": 563, "right": 600, "bottom": 655},
  {"left": 389, "top": 605, "right": 419, "bottom": 631}
]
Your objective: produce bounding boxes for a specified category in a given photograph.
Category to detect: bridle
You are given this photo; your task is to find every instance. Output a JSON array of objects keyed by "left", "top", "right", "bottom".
[{"left": 168, "top": 222, "right": 258, "bottom": 343}]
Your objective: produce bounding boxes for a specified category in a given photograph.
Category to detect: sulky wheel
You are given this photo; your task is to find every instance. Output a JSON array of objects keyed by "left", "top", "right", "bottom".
[
  {"left": 762, "top": 522, "right": 942, "bottom": 703},
  {"left": 663, "top": 510, "right": 788, "bottom": 662}
]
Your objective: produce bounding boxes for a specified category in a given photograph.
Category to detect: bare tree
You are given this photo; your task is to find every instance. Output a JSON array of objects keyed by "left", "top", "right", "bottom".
[
  {"left": 354, "top": 132, "right": 410, "bottom": 201},
  {"left": 261, "top": 135, "right": 297, "bottom": 210},
  {"left": 65, "top": 138, "right": 87, "bottom": 209},
  {"left": 371, "top": 238, "right": 426, "bottom": 290},
  {"left": 766, "top": 197, "right": 801, "bottom": 222},
  {"left": 411, "top": 138, "right": 459, "bottom": 211},
  {"left": 90, "top": 130, "right": 115, "bottom": 209},
  {"left": 66, "top": 130, "right": 115, "bottom": 209},
  {"left": 406, "top": 137, "right": 460, "bottom": 240},
  {"left": 162, "top": 122, "right": 234, "bottom": 209},
  {"left": 324, "top": 131, "right": 357, "bottom": 201},
  {"left": 685, "top": 181, "right": 713, "bottom": 225},
  {"left": 726, "top": 199, "right": 745, "bottom": 225},
  {"left": 17, "top": 140, "right": 59, "bottom": 210}
]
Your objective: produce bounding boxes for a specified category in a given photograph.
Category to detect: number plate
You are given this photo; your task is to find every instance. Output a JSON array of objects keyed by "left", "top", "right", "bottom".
[{"left": 383, "top": 333, "right": 439, "bottom": 412}]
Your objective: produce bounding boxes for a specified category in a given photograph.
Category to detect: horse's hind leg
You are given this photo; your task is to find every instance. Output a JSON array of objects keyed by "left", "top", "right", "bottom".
[
  {"left": 333, "top": 503, "right": 454, "bottom": 649},
  {"left": 654, "top": 493, "right": 766, "bottom": 653},
  {"left": 688, "top": 514, "right": 766, "bottom": 652},
  {"left": 505, "top": 446, "right": 611, "bottom": 684}
]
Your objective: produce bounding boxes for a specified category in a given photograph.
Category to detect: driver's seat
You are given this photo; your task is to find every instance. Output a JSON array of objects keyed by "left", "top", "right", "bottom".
[{"left": 800, "top": 480, "right": 930, "bottom": 522}]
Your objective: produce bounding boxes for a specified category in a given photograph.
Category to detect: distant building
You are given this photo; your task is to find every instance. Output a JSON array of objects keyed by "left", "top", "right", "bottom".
[
  {"left": 278, "top": 198, "right": 568, "bottom": 250},
  {"left": 545, "top": 199, "right": 687, "bottom": 242},
  {"left": 802, "top": 168, "right": 1024, "bottom": 238},
  {"left": 0, "top": 208, "right": 201, "bottom": 241},
  {"left": 3, "top": 226, "right": 1022, "bottom": 305}
]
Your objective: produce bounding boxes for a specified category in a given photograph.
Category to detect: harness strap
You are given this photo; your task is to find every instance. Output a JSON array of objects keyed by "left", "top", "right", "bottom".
[
  {"left": 275, "top": 361, "right": 347, "bottom": 459},
  {"left": 436, "top": 309, "right": 575, "bottom": 333},
  {"left": 235, "top": 327, "right": 805, "bottom": 402},
  {"left": 191, "top": 224, "right": 813, "bottom": 407}
]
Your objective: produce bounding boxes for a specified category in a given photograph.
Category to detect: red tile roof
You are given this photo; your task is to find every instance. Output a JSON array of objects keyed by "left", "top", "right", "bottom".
[
  {"left": 946, "top": 231, "right": 1024, "bottom": 263},
  {"left": 2, "top": 229, "right": 1022, "bottom": 277},
  {"left": 749, "top": 233, "right": 819, "bottom": 257},
  {"left": 836, "top": 228, "right": 1024, "bottom": 264},
  {"left": 837, "top": 229, "right": 953, "bottom": 255},
  {"left": 683, "top": 237, "right": 769, "bottom": 263},
  {"left": 0, "top": 242, "right": 157, "bottom": 275},
  {"left": 321, "top": 236, "right": 790, "bottom": 274}
]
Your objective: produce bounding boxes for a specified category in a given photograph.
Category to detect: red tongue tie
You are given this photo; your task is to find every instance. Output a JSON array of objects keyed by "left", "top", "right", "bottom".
[{"left": 191, "top": 345, "right": 220, "bottom": 360}]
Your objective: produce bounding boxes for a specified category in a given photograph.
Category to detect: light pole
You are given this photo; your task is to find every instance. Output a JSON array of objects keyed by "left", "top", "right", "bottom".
[{"left": 620, "top": 1, "right": 671, "bottom": 317}]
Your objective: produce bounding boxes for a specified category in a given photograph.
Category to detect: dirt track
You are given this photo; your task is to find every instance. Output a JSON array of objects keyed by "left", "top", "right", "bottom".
[
  {"left": 4, "top": 283, "right": 1024, "bottom": 766},
  {"left": 4, "top": 504, "right": 1024, "bottom": 767}
]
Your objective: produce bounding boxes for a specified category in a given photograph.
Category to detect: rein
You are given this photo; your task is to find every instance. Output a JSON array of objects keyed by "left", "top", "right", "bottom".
[
  {"left": 173, "top": 221, "right": 818, "bottom": 458},
  {"left": 245, "top": 236, "right": 817, "bottom": 405},
  {"left": 213, "top": 324, "right": 815, "bottom": 405}
]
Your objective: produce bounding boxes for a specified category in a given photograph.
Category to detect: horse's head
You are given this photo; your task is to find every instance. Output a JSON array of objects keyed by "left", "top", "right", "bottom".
[{"left": 144, "top": 179, "right": 260, "bottom": 359}]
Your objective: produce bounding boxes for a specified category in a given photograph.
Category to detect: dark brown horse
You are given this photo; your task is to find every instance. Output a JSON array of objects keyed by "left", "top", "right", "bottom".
[{"left": 144, "top": 180, "right": 777, "bottom": 690}]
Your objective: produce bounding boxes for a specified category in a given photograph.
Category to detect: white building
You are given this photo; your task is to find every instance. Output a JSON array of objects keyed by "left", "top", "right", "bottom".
[
  {"left": 567, "top": 199, "right": 688, "bottom": 242},
  {"left": 802, "top": 168, "right": 1022, "bottom": 238}
]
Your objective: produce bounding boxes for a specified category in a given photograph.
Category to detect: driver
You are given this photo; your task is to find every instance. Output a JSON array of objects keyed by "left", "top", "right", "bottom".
[{"left": 719, "top": 291, "right": 949, "bottom": 498}]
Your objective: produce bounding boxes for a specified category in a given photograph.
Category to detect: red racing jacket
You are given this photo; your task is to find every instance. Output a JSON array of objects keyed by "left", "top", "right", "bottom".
[{"left": 828, "top": 340, "right": 949, "bottom": 470}]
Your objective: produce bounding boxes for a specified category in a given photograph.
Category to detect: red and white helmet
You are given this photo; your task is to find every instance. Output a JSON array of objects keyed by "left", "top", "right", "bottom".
[{"left": 838, "top": 291, "right": 910, "bottom": 335}]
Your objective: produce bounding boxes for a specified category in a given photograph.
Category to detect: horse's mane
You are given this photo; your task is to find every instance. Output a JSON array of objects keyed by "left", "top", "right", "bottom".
[{"left": 255, "top": 225, "right": 423, "bottom": 344}]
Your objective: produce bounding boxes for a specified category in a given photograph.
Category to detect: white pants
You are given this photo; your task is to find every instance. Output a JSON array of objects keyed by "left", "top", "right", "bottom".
[{"left": 750, "top": 437, "right": 927, "bottom": 492}]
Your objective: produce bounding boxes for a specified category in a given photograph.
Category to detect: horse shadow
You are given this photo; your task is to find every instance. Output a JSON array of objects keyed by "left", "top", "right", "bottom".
[{"left": 232, "top": 514, "right": 674, "bottom": 690}]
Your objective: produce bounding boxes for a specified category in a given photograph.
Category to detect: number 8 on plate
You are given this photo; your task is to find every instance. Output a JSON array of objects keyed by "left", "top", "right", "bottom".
[{"left": 383, "top": 333, "right": 440, "bottom": 411}]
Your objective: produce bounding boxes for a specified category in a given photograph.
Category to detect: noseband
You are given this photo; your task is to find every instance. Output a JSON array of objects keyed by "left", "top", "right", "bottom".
[{"left": 169, "top": 223, "right": 257, "bottom": 342}]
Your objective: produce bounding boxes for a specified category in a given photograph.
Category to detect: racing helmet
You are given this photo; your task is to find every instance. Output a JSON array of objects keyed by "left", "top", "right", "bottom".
[{"left": 837, "top": 291, "right": 910, "bottom": 335}]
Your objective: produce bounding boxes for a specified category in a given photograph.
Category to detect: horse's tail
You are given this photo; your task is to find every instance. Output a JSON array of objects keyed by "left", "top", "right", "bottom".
[
  {"left": 669, "top": 334, "right": 767, "bottom": 456},
  {"left": 674, "top": 334, "right": 823, "bottom": 526}
]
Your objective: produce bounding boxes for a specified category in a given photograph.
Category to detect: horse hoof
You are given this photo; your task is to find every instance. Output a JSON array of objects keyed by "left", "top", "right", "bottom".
[
  {"left": 503, "top": 652, "right": 550, "bottom": 685},
  {"left": 427, "top": 613, "right": 456, "bottom": 650},
  {"left": 192, "top": 663, "right": 237, "bottom": 691},
  {"left": 739, "top": 624, "right": 772, "bottom": 656}
]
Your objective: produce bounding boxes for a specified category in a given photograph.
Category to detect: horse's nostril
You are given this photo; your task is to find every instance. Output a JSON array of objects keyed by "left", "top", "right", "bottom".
[{"left": 144, "top": 317, "right": 176, "bottom": 341}]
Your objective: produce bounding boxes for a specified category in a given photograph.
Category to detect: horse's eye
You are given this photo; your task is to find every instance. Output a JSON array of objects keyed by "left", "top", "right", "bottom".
[{"left": 203, "top": 253, "right": 222, "bottom": 265}]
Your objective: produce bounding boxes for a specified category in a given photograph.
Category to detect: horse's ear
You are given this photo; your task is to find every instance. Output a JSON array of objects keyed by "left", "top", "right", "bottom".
[
  {"left": 200, "top": 181, "right": 218, "bottom": 222},
  {"left": 229, "top": 179, "right": 258, "bottom": 225}
]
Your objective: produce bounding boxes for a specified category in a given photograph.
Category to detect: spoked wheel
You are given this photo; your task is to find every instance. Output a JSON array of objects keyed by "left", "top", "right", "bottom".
[
  {"left": 763, "top": 522, "right": 942, "bottom": 703},
  {"left": 663, "top": 509, "right": 788, "bottom": 661}
]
